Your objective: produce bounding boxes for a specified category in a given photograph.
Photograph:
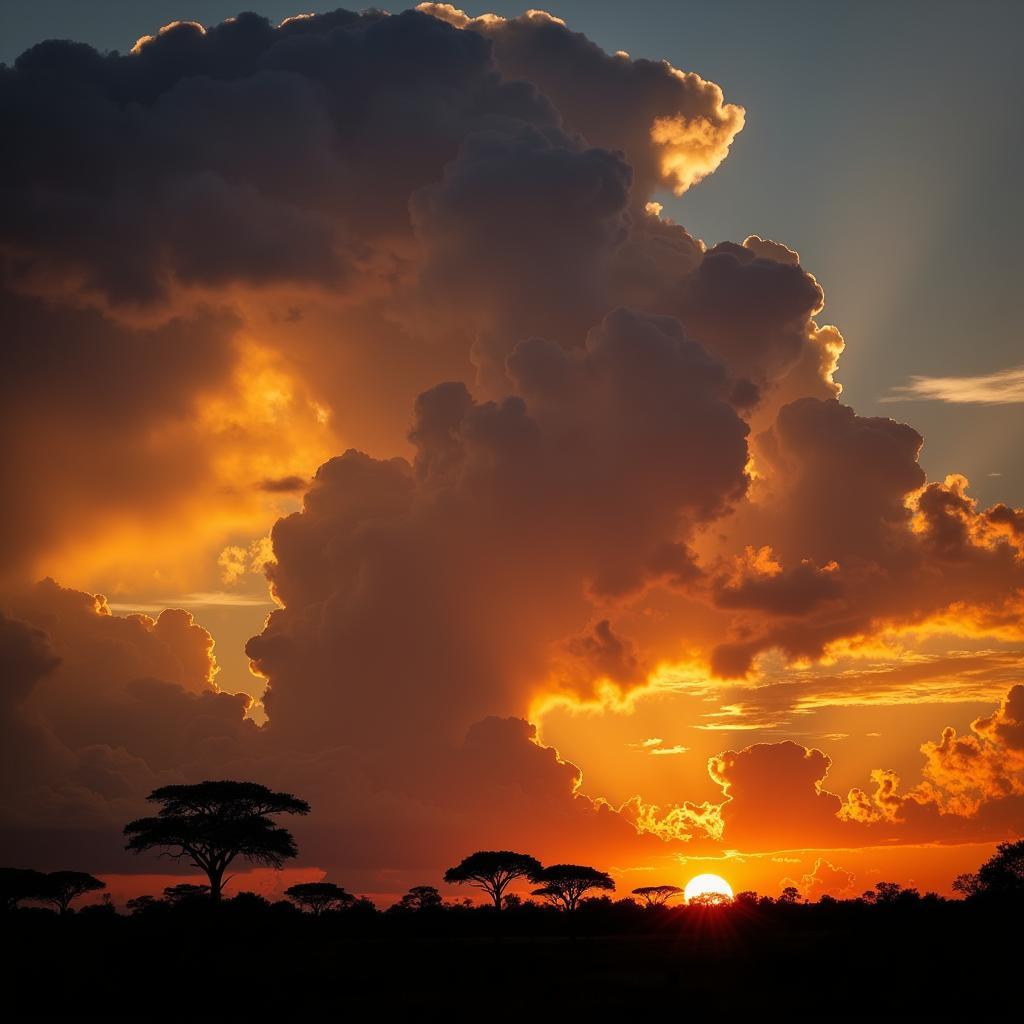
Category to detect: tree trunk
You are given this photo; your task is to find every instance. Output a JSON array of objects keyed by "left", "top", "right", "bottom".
[{"left": 208, "top": 866, "right": 224, "bottom": 902}]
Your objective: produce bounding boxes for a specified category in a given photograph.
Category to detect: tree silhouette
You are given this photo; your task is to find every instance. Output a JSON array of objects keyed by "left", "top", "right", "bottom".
[
  {"left": 632, "top": 884, "right": 683, "bottom": 907},
  {"left": 443, "top": 851, "right": 542, "bottom": 910},
  {"left": 163, "top": 883, "right": 211, "bottom": 904},
  {"left": 125, "top": 895, "right": 161, "bottom": 915},
  {"left": 0, "top": 867, "right": 47, "bottom": 911},
  {"left": 285, "top": 882, "right": 355, "bottom": 916},
  {"left": 124, "top": 780, "right": 310, "bottom": 901},
  {"left": 687, "top": 891, "right": 731, "bottom": 907},
  {"left": 954, "top": 839, "right": 1024, "bottom": 900},
  {"left": 37, "top": 871, "right": 106, "bottom": 915},
  {"left": 778, "top": 886, "right": 802, "bottom": 904},
  {"left": 394, "top": 885, "right": 443, "bottom": 912},
  {"left": 531, "top": 864, "right": 615, "bottom": 911}
]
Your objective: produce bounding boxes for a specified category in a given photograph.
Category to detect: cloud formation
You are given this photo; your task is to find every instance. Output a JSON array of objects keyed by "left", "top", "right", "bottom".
[
  {"left": 885, "top": 364, "right": 1024, "bottom": 404},
  {"left": 1, "top": 7, "right": 1022, "bottom": 894}
]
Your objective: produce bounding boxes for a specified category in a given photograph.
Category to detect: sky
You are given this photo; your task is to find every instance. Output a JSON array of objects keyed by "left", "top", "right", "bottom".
[{"left": 1, "top": 2, "right": 1022, "bottom": 906}]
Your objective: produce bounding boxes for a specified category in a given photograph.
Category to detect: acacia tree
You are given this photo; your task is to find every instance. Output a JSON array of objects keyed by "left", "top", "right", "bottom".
[
  {"left": 443, "top": 851, "right": 542, "bottom": 910},
  {"left": 632, "top": 884, "right": 683, "bottom": 907},
  {"left": 285, "top": 882, "right": 355, "bottom": 916},
  {"left": 531, "top": 864, "right": 615, "bottom": 911},
  {"left": 38, "top": 871, "right": 106, "bottom": 915},
  {"left": 124, "top": 780, "right": 310, "bottom": 902}
]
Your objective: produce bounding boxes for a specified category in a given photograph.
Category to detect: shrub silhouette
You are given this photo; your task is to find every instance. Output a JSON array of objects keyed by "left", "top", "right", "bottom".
[
  {"left": 531, "top": 864, "right": 615, "bottom": 911},
  {"left": 443, "top": 851, "right": 543, "bottom": 910},
  {"left": 124, "top": 780, "right": 310, "bottom": 901}
]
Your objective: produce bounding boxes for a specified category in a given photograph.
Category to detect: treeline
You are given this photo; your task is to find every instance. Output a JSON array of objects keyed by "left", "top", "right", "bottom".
[{"left": 1, "top": 780, "right": 1021, "bottom": 924}]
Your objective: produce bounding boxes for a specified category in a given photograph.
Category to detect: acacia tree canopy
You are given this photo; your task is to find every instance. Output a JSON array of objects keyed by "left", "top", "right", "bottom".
[
  {"left": 38, "top": 871, "right": 106, "bottom": 914},
  {"left": 285, "top": 882, "right": 355, "bottom": 916},
  {"left": 443, "top": 851, "right": 543, "bottom": 910},
  {"left": 123, "top": 780, "right": 311, "bottom": 901},
  {"left": 632, "top": 885, "right": 683, "bottom": 907},
  {"left": 531, "top": 864, "right": 615, "bottom": 911}
]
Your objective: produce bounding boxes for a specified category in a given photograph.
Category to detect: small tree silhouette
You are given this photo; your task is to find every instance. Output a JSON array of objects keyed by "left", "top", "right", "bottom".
[
  {"left": 38, "top": 871, "right": 106, "bottom": 915},
  {"left": 285, "top": 882, "right": 355, "bottom": 916},
  {"left": 531, "top": 864, "right": 615, "bottom": 911},
  {"left": 632, "top": 884, "right": 683, "bottom": 907},
  {"left": 163, "top": 883, "right": 211, "bottom": 904},
  {"left": 443, "top": 851, "right": 542, "bottom": 910},
  {"left": 778, "top": 885, "right": 802, "bottom": 905},
  {"left": 124, "top": 780, "right": 310, "bottom": 901},
  {"left": 394, "top": 885, "right": 443, "bottom": 912}
]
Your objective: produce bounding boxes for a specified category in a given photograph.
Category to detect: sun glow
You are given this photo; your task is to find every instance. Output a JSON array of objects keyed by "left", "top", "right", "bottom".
[{"left": 684, "top": 873, "right": 734, "bottom": 903}]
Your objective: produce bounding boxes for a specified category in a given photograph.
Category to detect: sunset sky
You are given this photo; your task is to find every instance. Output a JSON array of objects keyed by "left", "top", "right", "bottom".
[{"left": 1, "top": 2, "right": 1022, "bottom": 906}]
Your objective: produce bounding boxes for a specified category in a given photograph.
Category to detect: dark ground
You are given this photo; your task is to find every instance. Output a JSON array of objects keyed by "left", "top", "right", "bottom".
[{"left": 2, "top": 896, "right": 1017, "bottom": 1018}]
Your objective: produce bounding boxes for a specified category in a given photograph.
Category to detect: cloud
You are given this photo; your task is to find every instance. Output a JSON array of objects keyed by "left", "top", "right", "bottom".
[
  {"left": 782, "top": 858, "right": 856, "bottom": 900},
  {"left": 417, "top": 5, "right": 745, "bottom": 196},
  {"left": 884, "top": 364, "right": 1024, "bottom": 404},
  {"left": 247, "top": 305, "right": 750, "bottom": 749}
]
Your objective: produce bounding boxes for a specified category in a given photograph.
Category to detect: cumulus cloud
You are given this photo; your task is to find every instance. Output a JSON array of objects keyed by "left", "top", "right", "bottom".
[{"left": 247, "top": 304, "right": 750, "bottom": 748}]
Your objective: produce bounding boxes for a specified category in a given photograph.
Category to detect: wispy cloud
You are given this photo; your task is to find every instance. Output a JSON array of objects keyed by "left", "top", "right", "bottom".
[
  {"left": 107, "top": 591, "right": 276, "bottom": 612},
  {"left": 883, "top": 364, "right": 1024, "bottom": 404}
]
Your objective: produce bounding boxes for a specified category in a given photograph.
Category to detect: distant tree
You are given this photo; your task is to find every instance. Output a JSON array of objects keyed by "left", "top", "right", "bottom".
[
  {"left": 955, "top": 839, "right": 1024, "bottom": 900},
  {"left": 37, "top": 871, "right": 106, "bottom": 915},
  {"left": 125, "top": 895, "right": 161, "bottom": 915},
  {"left": 394, "top": 885, "right": 443, "bottom": 912},
  {"left": 124, "top": 780, "right": 310, "bottom": 901},
  {"left": 873, "top": 881, "right": 904, "bottom": 903},
  {"left": 734, "top": 890, "right": 759, "bottom": 908},
  {"left": 163, "top": 883, "right": 211, "bottom": 904},
  {"left": 687, "top": 891, "right": 731, "bottom": 908},
  {"left": 443, "top": 851, "right": 543, "bottom": 910},
  {"left": 0, "top": 868, "right": 48, "bottom": 911},
  {"left": 632, "top": 885, "right": 683, "bottom": 908},
  {"left": 285, "top": 882, "right": 355, "bottom": 916},
  {"left": 531, "top": 864, "right": 615, "bottom": 911},
  {"left": 502, "top": 893, "right": 523, "bottom": 910},
  {"left": 778, "top": 885, "right": 802, "bottom": 905}
]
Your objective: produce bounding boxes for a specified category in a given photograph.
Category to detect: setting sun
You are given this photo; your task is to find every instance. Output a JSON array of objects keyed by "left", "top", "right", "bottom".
[{"left": 684, "top": 874, "right": 735, "bottom": 903}]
